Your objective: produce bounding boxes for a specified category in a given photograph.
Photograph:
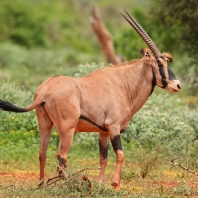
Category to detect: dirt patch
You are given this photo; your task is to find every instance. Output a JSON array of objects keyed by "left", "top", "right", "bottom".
[
  {"left": 152, "top": 181, "right": 176, "bottom": 188},
  {"left": 0, "top": 172, "right": 38, "bottom": 181}
]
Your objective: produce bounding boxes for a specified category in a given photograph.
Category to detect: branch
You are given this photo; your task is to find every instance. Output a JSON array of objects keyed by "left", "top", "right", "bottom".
[
  {"left": 90, "top": 7, "right": 125, "bottom": 65},
  {"left": 33, "top": 167, "right": 101, "bottom": 190},
  {"left": 166, "top": 158, "right": 198, "bottom": 176}
]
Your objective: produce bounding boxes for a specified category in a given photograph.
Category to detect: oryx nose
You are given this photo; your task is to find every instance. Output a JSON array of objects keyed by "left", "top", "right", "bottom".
[
  {"left": 174, "top": 80, "right": 181, "bottom": 90},
  {"left": 177, "top": 84, "right": 181, "bottom": 89}
]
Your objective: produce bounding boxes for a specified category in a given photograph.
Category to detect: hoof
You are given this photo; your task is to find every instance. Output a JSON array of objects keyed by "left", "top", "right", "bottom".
[
  {"left": 38, "top": 179, "right": 44, "bottom": 187},
  {"left": 57, "top": 167, "right": 67, "bottom": 179},
  {"left": 111, "top": 182, "right": 120, "bottom": 190}
]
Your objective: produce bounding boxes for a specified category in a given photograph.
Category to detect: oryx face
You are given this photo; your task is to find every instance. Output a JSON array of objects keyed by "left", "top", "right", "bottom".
[{"left": 155, "top": 56, "right": 181, "bottom": 93}]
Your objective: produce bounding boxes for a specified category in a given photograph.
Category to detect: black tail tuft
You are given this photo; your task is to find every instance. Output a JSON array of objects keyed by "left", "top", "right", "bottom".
[{"left": 0, "top": 99, "right": 26, "bottom": 113}]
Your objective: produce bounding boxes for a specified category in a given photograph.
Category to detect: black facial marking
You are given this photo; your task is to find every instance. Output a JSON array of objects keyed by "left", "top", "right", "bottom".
[
  {"left": 157, "top": 58, "right": 168, "bottom": 88},
  {"left": 111, "top": 135, "right": 122, "bottom": 152},
  {"left": 160, "top": 56, "right": 166, "bottom": 62},
  {"left": 99, "top": 140, "right": 109, "bottom": 159},
  {"left": 150, "top": 69, "right": 156, "bottom": 95},
  {"left": 79, "top": 115, "right": 108, "bottom": 132},
  {"left": 168, "top": 67, "right": 177, "bottom": 80},
  {"left": 120, "top": 129, "right": 126, "bottom": 133}
]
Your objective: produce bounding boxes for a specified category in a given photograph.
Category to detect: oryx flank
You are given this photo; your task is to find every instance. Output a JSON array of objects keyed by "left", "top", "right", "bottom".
[{"left": 0, "top": 9, "right": 181, "bottom": 190}]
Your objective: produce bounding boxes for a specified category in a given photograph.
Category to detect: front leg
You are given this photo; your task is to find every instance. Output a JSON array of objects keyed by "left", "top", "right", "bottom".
[
  {"left": 110, "top": 134, "right": 124, "bottom": 190},
  {"left": 98, "top": 133, "right": 109, "bottom": 183}
]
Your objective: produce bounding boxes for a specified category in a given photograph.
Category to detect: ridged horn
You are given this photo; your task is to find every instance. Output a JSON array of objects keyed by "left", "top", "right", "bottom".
[{"left": 120, "top": 9, "right": 161, "bottom": 58}]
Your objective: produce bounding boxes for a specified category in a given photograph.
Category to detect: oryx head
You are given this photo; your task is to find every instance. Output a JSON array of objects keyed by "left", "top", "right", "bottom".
[{"left": 120, "top": 9, "right": 181, "bottom": 93}]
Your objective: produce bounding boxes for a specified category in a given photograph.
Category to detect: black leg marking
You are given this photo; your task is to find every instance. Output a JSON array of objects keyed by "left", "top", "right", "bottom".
[
  {"left": 57, "top": 155, "right": 67, "bottom": 168},
  {"left": 99, "top": 140, "right": 109, "bottom": 159},
  {"left": 111, "top": 135, "right": 122, "bottom": 152}
]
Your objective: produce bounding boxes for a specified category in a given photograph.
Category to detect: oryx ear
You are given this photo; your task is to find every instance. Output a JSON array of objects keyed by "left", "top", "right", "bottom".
[
  {"left": 140, "top": 48, "right": 152, "bottom": 57},
  {"left": 162, "top": 52, "right": 173, "bottom": 63}
]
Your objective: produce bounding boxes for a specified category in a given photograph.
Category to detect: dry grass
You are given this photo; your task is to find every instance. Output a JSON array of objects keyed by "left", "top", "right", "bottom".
[{"left": 1, "top": 157, "right": 198, "bottom": 197}]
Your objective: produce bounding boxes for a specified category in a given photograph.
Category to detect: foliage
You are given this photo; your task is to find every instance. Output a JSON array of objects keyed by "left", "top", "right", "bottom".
[
  {"left": 150, "top": 0, "right": 198, "bottom": 56},
  {"left": 0, "top": 0, "right": 197, "bottom": 96},
  {"left": 149, "top": 0, "right": 198, "bottom": 96},
  {"left": 0, "top": 0, "right": 146, "bottom": 52},
  {"left": 74, "top": 62, "right": 105, "bottom": 77},
  {"left": 123, "top": 93, "right": 197, "bottom": 153},
  {"left": 0, "top": 0, "right": 76, "bottom": 48},
  {"left": 0, "top": 82, "right": 59, "bottom": 160},
  {"left": 110, "top": 6, "right": 150, "bottom": 59},
  {"left": 0, "top": 43, "right": 100, "bottom": 89}
]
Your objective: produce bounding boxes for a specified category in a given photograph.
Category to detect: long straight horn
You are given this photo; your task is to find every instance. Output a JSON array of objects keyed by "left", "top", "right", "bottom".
[{"left": 120, "top": 9, "right": 161, "bottom": 58}]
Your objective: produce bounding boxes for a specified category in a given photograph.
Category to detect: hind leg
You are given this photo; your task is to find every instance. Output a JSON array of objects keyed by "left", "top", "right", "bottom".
[
  {"left": 55, "top": 121, "right": 76, "bottom": 178},
  {"left": 44, "top": 97, "right": 80, "bottom": 178},
  {"left": 36, "top": 106, "right": 53, "bottom": 186}
]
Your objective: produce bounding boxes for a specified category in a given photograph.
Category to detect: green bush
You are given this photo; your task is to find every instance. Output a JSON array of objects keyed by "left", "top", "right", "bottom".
[
  {"left": 123, "top": 94, "right": 197, "bottom": 154},
  {"left": 0, "top": 43, "right": 102, "bottom": 89},
  {"left": 0, "top": 81, "right": 59, "bottom": 159},
  {"left": 0, "top": 0, "right": 75, "bottom": 48}
]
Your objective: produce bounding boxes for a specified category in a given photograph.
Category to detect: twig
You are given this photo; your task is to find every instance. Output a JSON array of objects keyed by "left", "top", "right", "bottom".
[
  {"left": 139, "top": 145, "right": 161, "bottom": 179},
  {"left": 166, "top": 158, "right": 198, "bottom": 176},
  {"left": 46, "top": 176, "right": 65, "bottom": 186},
  {"left": 57, "top": 165, "right": 67, "bottom": 178},
  {"left": 32, "top": 167, "right": 101, "bottom": 190},
  {"left": 67, "top": 167, "right": 100, "bottom": 178},
  {"left": 0, "top": 184, "right": 14, "bottom": 189},
  {"left": 169, "top": 156, "right": 181, "bottom": 171}
]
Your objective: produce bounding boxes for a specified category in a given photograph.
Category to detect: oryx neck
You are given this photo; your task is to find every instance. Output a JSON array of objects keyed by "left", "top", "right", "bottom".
[{"left": 121, "top": 60, "right": 155, "bottom": 116}]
